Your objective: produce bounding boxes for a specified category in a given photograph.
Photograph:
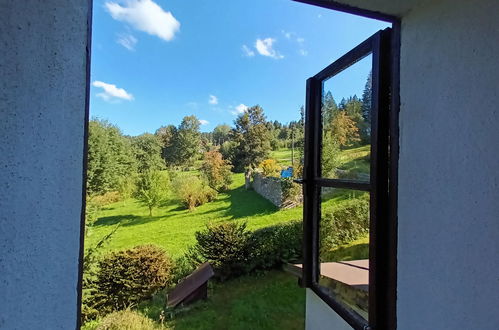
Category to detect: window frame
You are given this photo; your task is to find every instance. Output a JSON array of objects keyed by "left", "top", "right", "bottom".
[{"left": 301, "top": 28, "right": 396, "bottom": 330}]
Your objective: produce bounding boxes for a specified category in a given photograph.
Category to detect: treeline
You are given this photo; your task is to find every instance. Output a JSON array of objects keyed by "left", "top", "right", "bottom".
[
  {"left": 86, "top": 105, "right": 302, "bottom": 197},
  {"left": 86, "top": 71, "right": 372, "bottom": 195}
]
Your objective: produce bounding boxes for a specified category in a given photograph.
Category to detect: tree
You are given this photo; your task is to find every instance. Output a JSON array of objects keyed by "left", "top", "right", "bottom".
[
  {"left": 231, "top": 105, "right": 272, "bottom": 173},
  {"left": 321, "top": 134, "right": 341, "bottom": 177},
  {"left": 131, "top": 133, "right": 165, "bottom": 173},
  {"left": 322, "top": 91, "right": 338, "bottom": 131},
  {"left": 136, "top": 170, "right": 169, "bottom": 216},
  {"left": 201, "top": 149, "right": 233, "bottom": 191},
  {"left": 331, "top": 111, "right": 360, "bottom": 148},
  {"left": 86, "top": 119, "right": 136, "bottom": 195},
  {"left": 361, "top": 71, "right": 372, "bottom": 142},
  {"left": 212, "top": 124, "right": 231, "bottom": 145},
  {"left": 172, "top": 115, "right": 202, "bottom": 167},
  {"left": 155, "top": 125, "right": 177, "bottom": 165}
]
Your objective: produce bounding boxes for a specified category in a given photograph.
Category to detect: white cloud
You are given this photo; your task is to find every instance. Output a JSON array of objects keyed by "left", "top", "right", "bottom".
[
  {"left": 105, "top": 0, "right": 180, "bottom": 42},
  {"left": 92, "top": 81, "right": 134, "bottom": 102},
  {"left": 255, "top": 38, "right": 284, "bottom": 59},
  {"left": 116, "top": 33, "right": 138, "bottom": 50},
  {"left": 208, "top": 95, "right": 218, "bottom": 105},
  {"left": 299, "top": 49, "right": 308, "bottom": 56},
  {"left": 241, "top": 44, "right": 255, "bottom": 57},
  {"left": 230, "top": 103, "right": 249, "bottom": 115},
  {"left": 296, "top": 37, "right": 305, "bottom": 44},
  {"left": 199, "top": 119, "right": 209, "bottom": 125}
]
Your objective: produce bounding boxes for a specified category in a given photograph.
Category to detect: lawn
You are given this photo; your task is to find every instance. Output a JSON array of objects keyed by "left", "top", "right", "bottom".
[
  {"left": 270, "top": 148, "right": 296, "bottom": 167},
  {"left": 85, "top": 173, "right": 303, "bottom": 258}
]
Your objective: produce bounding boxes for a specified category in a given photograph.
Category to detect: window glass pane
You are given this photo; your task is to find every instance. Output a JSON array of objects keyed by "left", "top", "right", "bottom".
[
  {"left": 318, "top": 187, "right": 370, "bottom": 320},
  {"left": 321, "top": 54, "right": 372, "bottom": 182}
]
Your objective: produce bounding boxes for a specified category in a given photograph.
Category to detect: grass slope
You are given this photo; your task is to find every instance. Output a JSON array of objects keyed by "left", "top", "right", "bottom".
[{"left": 85, "top": 173, "right": 303, "bottom": 258}]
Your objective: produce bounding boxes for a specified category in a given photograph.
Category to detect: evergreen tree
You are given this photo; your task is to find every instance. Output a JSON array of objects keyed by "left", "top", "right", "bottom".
[
  {"left": 361, "top": 71, "right": 372, "bottom": 141},
  {"left": 86, "top": 119, "right": 136, "bottom": 195}
]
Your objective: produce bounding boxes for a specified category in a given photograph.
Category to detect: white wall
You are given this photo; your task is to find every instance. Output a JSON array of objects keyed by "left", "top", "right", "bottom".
[
  {"left": 306, "top": 289, "right": 353, "bottom": 330},
  {"left": 0, "top": 1, "right": 90, "bottom": 328},
  {"left": 398, "top": 0, "right": 499, "bottom": 329},
  {"left": 306, "top": 0, "right": 499, "bottom": 329}
]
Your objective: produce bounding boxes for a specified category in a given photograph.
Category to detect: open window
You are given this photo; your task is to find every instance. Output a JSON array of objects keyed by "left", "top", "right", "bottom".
[{"left": 300, "top": 28, "right": 395, "bottom": 329}]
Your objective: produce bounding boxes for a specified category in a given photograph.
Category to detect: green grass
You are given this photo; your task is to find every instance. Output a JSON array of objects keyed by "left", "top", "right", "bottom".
[
  {"left": 322, "top": 235, "right": 369, "bottom": 262},
  {"left": 134, "top": 270, "right": 305, "bottom": 330},
  {"left": 269, "top": 148, "right": 296, "bottom": 167},
  {"left": 337, "top": 145, "right": 370, "bottom": 177},
  {"left": 85, "top": 173, "right": 303, "bottom": 258}
]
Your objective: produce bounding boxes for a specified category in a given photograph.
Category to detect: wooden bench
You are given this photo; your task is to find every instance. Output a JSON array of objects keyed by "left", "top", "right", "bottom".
[{"left": 167, "top": 262, "right": 215, "bottom": 308}]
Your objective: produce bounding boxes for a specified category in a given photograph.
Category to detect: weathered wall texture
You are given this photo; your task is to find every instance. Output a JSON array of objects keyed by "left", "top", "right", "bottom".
[
  {"left": 0, "top": 1, "right": 90, "bottom": 329},
  {"left": 397, "top": 0, "right": 499, "bottom": 329},
  {"left": 252, "top": 173, "right": 283, "bottom": 207}
]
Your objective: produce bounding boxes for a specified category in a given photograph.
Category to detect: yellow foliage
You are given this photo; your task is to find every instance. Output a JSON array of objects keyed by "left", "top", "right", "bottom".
[{"left": 259, "top": 159, "right": 281, "bottom": 177}]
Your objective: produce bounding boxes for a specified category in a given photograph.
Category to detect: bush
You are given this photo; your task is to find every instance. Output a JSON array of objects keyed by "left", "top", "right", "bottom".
[
  {"left": 173, "top": 176, "right": 217, "bottom": 210},
  {"left": 259, "top": 159, "right": 281, "bottom": 177},
  {"left": 95, "top": 245, "right": 174, "bottom": 312},
  {"left": 91, "top": 191, "right": 122, "bottom": 207},
  {"left": 320, "top": 197, "right": 369, "bottom": 257},
  {"left": 249, "top": 220, "right": 302, "bottom": 270},
  {"left": 95, "top": 310, "right": 158, "bottom": 330},
  {"left": 188, "top": 221, "right": 303, "bottom": 280},
  {"left": 280, "top": 178, "right": 302, "bottom": 207},
  {"left": 200, "top": 149, "right": 233, "bottom": 191},
  {"left": 188, "top": 222, "right": 253, "bottom": 280},
  {"left": 170, "top": 255, "right": 197, "bottom": 285}
]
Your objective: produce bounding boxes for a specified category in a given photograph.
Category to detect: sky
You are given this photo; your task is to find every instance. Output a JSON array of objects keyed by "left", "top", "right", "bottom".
[{"left": 90, "top": 0, "right": 389, "bottom": 136}]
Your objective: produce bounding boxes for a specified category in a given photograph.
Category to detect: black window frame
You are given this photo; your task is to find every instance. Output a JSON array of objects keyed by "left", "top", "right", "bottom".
[{"left": 300, "top": 27, "right": 397, "bottom": 330}]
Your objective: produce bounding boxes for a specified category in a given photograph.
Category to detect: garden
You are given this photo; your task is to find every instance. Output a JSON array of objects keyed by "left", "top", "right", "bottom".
[{"left": 82, "top": 93, "right": 371, "bottom": 329}]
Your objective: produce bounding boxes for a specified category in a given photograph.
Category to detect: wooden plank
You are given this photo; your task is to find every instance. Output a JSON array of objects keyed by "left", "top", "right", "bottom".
[{"left": 167, "top": 262, "right": 214, "bottom": 308}]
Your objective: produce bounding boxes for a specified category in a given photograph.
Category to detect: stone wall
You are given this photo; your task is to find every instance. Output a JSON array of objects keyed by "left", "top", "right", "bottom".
[{"left": 252, "top": 173, "right": 283, "bottom": 207}]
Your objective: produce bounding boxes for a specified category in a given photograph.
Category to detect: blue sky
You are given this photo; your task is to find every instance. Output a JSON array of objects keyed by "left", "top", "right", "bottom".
[{"left": 90, "top": 0, "right": 389, "bottom": 136}]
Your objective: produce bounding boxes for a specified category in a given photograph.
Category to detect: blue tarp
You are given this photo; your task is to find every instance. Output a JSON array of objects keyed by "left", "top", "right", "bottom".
[{"left": 280, "top": 167, "right": 293, "bottom": 178}]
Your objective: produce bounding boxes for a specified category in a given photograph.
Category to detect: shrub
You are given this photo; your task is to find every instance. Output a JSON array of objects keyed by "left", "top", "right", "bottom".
[
  {"left": 249, "top": 220, "right": 302, "bottom": 270},
  {"left": 95, "top": 245, "right": 174, "bottom": 312},
  {"left": 117, "top": 174, "right": 137, "bottom": 205},
  {"left": 91, "top": 191, "right": 122, "bottom": 207},
  {"left": 85, "top": 197, "right": 102, "bottom": 227},
  {"left": 81, "top": 227, "right": 120, "bottom": 322},
  {"left": 280, "top": 178, "right": 302, "bottom": 207},
  {"left": 173, "top": 175, "right": 217, "bottom": 210},
  {"left": 170, "top": 255, "right": 197, "bottom": 285},
  {"left": 188, "top": 222, "right": 253, "bottom": 280},
  {"left": 95, "top": 310, "right": 158, "bottom": 330},
  {"left": 320, "top": 197, "right": 369, "bottom": 258},
  {"left": 259, "top": 159, "right": 281, "bottom": 177},
  {"left": 200, "top": 149, "right": 233, "bottom": 191}
]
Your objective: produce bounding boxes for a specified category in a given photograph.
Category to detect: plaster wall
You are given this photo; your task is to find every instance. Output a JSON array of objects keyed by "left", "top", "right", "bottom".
[
  {"left": 397, "top": 0, "right": 499, "bottom": 329},
  {"left": 305, "top": 289, "right": 352, "bottom": 330},
  {"left": 0, "top": 1, "right": 90, "bottom": 328}
]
